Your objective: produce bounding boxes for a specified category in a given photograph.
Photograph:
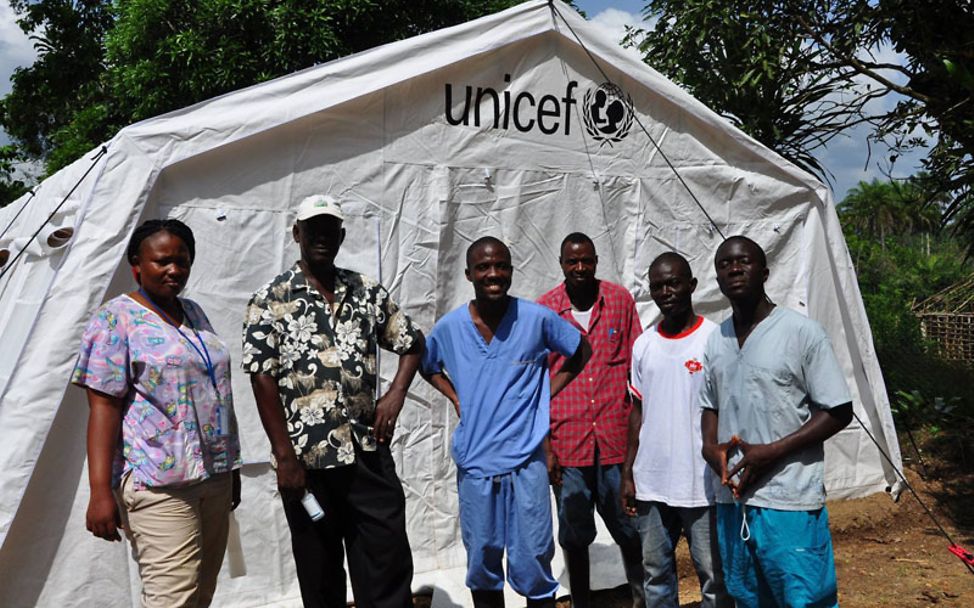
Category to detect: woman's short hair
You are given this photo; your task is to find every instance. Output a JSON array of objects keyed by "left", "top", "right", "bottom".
[{"left": 126, "top": 219, "right": 196, "bottom": 265}]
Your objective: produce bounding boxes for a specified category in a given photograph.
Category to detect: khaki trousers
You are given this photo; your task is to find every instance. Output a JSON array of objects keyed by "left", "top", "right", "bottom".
[{"left": 118, "top": 472, "right": 232, "bottom": 608}]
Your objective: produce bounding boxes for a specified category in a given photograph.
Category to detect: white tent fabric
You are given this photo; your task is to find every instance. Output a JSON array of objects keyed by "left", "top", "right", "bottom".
[{"left": 0, "top": 1, "right": 901, "bottom": 606}]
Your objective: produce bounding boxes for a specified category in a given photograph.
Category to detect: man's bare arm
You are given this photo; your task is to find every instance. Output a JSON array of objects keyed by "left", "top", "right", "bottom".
[
  {"left": 422, "top": 371, "right": 461, "bottom": 417},
  {"left": 701, "top": 408, "right": 744, "bottom": 494},
  {"left": 550, "top": 336, "right": 592, "bottom": 399},
  {"left": 620, "top": 397, "right": 642, "bottom": 516},
  {"left": 727, "top": 403, "right": 852, "bottom": 494},
  {"left": 250, "top": 374, "right": 305, "bottom": 497},
  {"left": 701, "top": 409, "right": 722, "bottom": 476},
  {"left": 374, "top": 333, "right": 425, "bottom": 442}
]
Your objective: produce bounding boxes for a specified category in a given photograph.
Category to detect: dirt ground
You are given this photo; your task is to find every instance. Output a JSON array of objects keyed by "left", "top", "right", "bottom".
[{"left": 414, "top": 443, "right": 974, "bottom": 607}]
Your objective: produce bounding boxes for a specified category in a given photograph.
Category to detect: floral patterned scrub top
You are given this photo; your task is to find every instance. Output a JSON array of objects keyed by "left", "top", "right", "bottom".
[
  {"left": 241, "top": 264, "right": 421, "bottom": 470},
  {"left": 72, "top": 294, "right": 242, "bottom": 489}
]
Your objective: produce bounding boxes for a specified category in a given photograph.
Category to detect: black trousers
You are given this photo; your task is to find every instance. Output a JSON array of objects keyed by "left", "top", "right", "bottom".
[{"left": 281, "top": 444, "right": 413, "bottom": 608}]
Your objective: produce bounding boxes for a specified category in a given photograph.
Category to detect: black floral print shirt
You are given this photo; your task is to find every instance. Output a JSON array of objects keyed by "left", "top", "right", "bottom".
[{"left": 242, "top": 263, "right": 420, "bottom": 469}]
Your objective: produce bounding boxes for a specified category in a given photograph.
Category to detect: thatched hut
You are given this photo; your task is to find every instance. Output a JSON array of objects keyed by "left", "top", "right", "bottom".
[{"left": 913, "top": 274, "right": 974, "bottom": 363}]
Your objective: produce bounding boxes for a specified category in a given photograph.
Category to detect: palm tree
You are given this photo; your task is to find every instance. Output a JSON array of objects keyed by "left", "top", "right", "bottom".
[
  {"left": 838, "top": 179, "right": 908, "bottom": 249},
  {"left": 839, "top": 177, "right": 945, "bottom": 243}
]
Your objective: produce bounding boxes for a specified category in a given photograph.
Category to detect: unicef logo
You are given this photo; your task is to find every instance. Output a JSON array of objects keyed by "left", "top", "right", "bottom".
[
  {"left": 583, "top": 83, "right": 634, "bottom": 147},
  {"left": 442, "top": 75, "right": 635, "bottom": 143}
]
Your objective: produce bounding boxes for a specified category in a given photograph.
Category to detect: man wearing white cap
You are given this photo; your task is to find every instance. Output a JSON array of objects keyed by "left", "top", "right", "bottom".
[{"left": 242, "top": 194, "right": 424, "bottom": 608}]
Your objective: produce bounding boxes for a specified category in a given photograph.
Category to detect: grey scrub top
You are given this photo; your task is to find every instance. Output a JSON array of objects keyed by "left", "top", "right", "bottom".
[{"left": 700, "top": 307, "right": 852, "bottom": 510}]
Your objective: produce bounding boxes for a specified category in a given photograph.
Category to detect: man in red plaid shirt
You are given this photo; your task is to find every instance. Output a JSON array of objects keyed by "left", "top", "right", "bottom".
[{"left": 538, "top": 233, "right": 645, "bottom": 608}]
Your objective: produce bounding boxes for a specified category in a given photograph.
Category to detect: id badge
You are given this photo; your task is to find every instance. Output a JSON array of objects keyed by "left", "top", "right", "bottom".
[{"left": 217, "top": 402, "right": 230, "bottom": 437}]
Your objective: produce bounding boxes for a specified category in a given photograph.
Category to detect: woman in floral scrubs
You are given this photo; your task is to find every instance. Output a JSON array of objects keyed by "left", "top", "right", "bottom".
[{"left": 72, "top": 219, "right": 242, "bottom": 608}]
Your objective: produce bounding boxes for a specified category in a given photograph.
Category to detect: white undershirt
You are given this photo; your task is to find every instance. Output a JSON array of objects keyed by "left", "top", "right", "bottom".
[{"left": 571, "top": 306, "right": 593, "bottom": 331}]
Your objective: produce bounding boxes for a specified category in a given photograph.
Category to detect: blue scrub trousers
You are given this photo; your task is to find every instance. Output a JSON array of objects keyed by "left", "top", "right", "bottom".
[
  {"left": 716, "top": 503, "right": 838, "bottom": 608},
  {"left": 457, "top": 450, "right": 558, "bottom": 599}
]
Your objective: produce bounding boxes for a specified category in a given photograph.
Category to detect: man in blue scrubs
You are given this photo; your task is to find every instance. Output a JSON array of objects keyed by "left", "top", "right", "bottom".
[
  {"left": 422, "top": 236, "right": 592, "bottom": 608},
  {"left": 700, "top": 236, "right": 853, "bottom": 607}
]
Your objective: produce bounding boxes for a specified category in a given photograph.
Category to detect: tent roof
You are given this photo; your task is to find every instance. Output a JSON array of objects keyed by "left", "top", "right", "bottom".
[
  {"left": 0, "top": 0, "right": 822, "bottom": 232},
  {"left": 115, "top": 0, "right": 815, "bottom": 190}
]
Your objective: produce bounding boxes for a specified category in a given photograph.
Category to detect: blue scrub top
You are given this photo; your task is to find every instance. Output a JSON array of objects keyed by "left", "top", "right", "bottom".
[{"left": 424, "top": 297, "right": 581, "bottom": 477}]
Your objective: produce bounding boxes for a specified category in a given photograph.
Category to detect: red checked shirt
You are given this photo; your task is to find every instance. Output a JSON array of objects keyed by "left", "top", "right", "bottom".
[{"left": 537, "top": 280, "right": 642, "bottom": 467}]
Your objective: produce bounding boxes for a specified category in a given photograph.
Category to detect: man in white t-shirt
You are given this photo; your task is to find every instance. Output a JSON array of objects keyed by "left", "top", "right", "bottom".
[{"left": 621, "top": 252, "right": 731, "bottom": 608}]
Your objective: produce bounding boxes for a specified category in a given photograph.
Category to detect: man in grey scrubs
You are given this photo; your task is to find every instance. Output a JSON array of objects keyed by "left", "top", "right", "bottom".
[{"left": 699, "top": 235, "right": 853, "bottom": 607}]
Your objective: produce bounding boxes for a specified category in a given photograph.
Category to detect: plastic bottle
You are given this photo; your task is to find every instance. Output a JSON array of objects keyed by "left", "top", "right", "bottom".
[{"left": 301, "top": 490, "right": 325, "bottom": 521}]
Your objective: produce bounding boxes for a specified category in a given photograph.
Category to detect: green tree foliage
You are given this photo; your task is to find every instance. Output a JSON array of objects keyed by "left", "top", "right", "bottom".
[
  {"left": 628, "top": 1, "right": 974, "bottom": 243},
  {"left": 0, "top": 145, "right": 30, "bottom": 204},
  {"left": 0, "top": 0, "right": 526, "bottom": 204},
  {"left": 838, "top": 177, "right": 940, "bottom": 248},
  {"left": 626, "top": 0, "right": 875, "bottom": 179},
  {"left": 838, "top": 178, "right": 974, "bottom": 422},
  {"left": 876, "top": 1, "right": 974, "bottom": 251},
  {"left": 102, "top": 0, "right": 524, "bottom": 126},
  {"left": 1, "top": 1, "right": 113, "bottom": 161}
]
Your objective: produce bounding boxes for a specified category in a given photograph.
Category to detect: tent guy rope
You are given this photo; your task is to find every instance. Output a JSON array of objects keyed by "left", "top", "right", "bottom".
[
  {"left": 0, "top": 146, "right": 107, "bottom": 284},
  {"left": 0, "top": 189, "right": 37, "bottom": 241},
  {"left": 852, "top": 410, "right": 974, "bottom": 575},
  {"left": 548, "top": 0, "right": 725, "bottom": 240}
]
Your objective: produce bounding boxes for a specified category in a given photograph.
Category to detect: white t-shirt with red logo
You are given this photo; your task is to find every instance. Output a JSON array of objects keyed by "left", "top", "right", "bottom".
[{"left": 629, "top": 316, "right": 718, "bottom": 507}]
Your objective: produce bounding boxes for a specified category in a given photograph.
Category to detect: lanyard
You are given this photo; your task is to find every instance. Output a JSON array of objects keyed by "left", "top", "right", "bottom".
[{"left": 138, "top": 288, "right": 220, "bottom": 396}]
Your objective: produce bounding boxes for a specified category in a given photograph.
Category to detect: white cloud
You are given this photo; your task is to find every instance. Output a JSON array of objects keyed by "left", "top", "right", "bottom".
[
  {"left": 812, "top": 43, "right": 929, "bottom": 199},
  {"left": 814, "top": 121, "right": 928, "bottom": 201},
  {"left": 0, "top": 3, "right": 37, "bottom": 147},
  {"left": 588, "top": 8, "right": 646, "bottom": 46},
  {"left": 0, "top": 4, "right": 37, "bottom": 98}
]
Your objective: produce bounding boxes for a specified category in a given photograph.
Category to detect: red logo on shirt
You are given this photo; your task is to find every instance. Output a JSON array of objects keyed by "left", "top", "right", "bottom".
[{"left": 685, "top": 358, "right": 703, "bottom": 374}]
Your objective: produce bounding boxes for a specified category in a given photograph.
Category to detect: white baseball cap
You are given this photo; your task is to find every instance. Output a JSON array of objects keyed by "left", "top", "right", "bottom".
[{"left": 296, "top": 194, "right": 344, "bottom": 222}]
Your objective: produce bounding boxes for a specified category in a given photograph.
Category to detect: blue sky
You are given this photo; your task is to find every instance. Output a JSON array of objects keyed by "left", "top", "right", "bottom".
[{"left": 0, "top": 0, "right": 925, "bottom": 199}]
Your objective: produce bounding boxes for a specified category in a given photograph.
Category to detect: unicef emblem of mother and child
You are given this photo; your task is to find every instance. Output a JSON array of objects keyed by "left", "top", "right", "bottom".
[{"left": 583, "top": 82, "right": 635, "bottom": 147}]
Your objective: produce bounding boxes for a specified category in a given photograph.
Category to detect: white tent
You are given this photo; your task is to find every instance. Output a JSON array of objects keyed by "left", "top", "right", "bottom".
[{"left": 0, "top": 1, "right": 901, "bottom": 605}]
